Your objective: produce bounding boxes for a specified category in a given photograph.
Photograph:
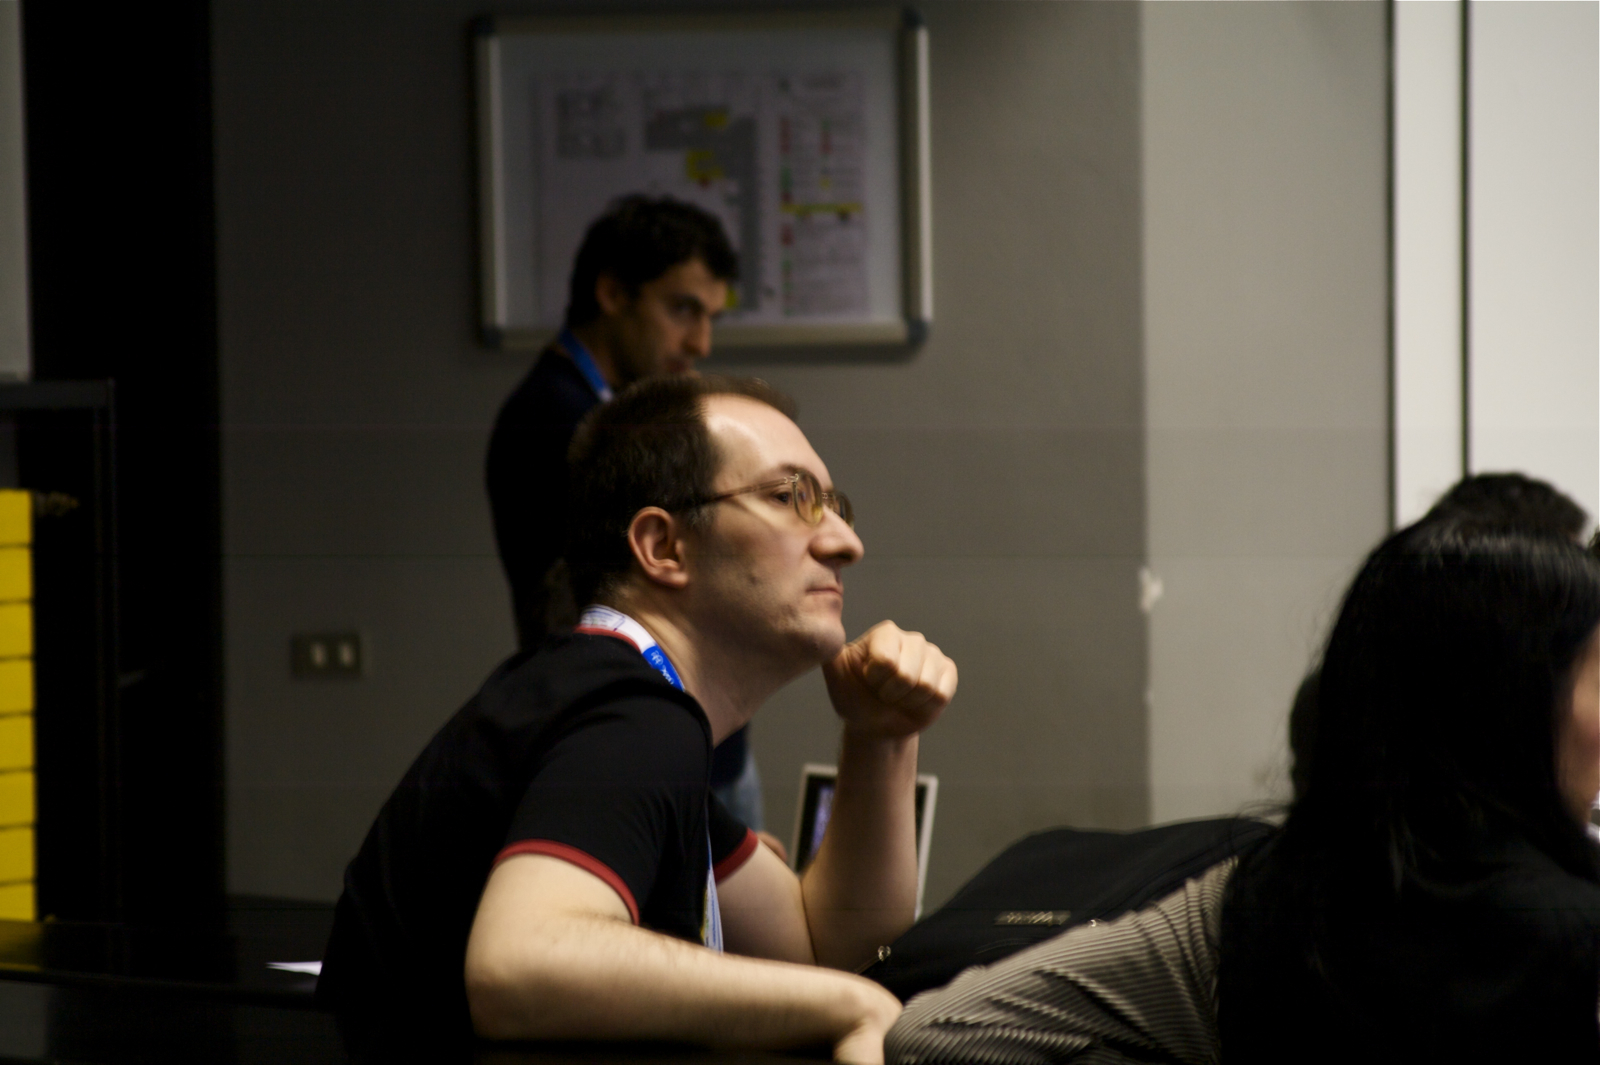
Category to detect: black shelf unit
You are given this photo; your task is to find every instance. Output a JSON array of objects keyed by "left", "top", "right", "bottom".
[
  {"left": 21, "top": 0, "right": 225, "bottom": 929},
  {"left": 0, "top": 382, "right": 118, "bottom": 922}
]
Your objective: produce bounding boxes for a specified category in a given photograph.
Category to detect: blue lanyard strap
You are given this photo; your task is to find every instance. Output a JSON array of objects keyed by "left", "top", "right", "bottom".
[
  {"left": 558, "top": 328, "right": 614, "bottom": 402},
  {"left": 576, "top": 605, "right": 683, "bottom": 691}
]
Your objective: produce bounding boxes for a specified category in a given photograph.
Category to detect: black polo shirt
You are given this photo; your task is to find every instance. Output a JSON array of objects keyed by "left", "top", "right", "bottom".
[{"left": 318, "top": 632, "right": 758, "bottom": 1042}]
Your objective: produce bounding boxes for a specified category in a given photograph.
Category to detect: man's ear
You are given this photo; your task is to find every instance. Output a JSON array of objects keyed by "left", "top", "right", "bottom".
[
  {"left": 627, "top": 507, "right": 690, "bottom": 590},
  {"left": 594, "top": 272, "right": 632, "bottom": 319}
]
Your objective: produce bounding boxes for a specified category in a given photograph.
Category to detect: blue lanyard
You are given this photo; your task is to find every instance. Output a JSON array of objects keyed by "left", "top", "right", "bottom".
[
  {"left": 576, "top": 605, "right": 683, "bottom": 691},
  {"left": 558, "top": 328, "right": 614, "bottom": 403}
]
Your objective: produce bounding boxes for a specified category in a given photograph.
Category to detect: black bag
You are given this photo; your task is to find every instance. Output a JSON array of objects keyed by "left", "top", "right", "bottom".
[{"left": 862, "top": 816, "right": 1275, "bottom": 1001}]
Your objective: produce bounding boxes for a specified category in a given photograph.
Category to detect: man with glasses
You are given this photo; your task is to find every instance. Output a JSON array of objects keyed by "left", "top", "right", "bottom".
[
  {"left": 323, "top": 375, "right": 957, "bottom": 1064},
  {"left": 486, "top": 194, "right": 771, "bottom": 838}
]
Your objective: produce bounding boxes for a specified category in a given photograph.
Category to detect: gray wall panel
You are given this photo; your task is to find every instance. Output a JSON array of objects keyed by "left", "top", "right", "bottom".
[
  {"left": 728, "top": 0, "right": 1148, "bottom": 907},
  {"left": 214, "top": 0, "right": 1390, "bottom": 906},
  {"left": 1142, "top": 1, "right": 1390, "bottom": 822},
  {"left": 214, "top": 0, "right": 1148, "bottom": 905}
]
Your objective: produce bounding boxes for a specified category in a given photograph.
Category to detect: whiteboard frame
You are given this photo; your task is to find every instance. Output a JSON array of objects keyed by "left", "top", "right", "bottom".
[{"left": 474, "top": 7, "right": 932, "bottom": 351}]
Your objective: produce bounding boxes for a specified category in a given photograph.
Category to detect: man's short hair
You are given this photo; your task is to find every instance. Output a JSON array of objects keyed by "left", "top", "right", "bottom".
[
  {"left": 566, "top": 374, "right": 797, "bottom": 606},
  {"left": 564, "top": 196, "right": 740, "bottom": 329},
  {"left": 1422, "top": 471, "right": 1588, "bottom": 541}
]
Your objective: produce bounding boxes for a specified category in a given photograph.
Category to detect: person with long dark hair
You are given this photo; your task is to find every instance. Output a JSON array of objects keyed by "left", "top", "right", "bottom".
[
  {"left": 1219, "top": 521, "right": 1600, "bottom": 1060},
  {"left": 886, "top": 481, "right": 1594, "bottom": 1065}
]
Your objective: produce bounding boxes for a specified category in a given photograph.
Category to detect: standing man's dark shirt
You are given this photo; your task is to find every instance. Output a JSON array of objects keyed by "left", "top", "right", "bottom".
[{"left": 485, "top": 345, "right": 599, "bottom": 647}]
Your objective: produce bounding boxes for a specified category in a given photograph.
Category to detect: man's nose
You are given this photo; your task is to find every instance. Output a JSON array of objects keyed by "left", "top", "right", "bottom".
[
  {"left": 685, "top": 316, "right": 713, "bottom": 358},
  {"left": 815, "top": 510, "right": 865, "bottom": 565}
]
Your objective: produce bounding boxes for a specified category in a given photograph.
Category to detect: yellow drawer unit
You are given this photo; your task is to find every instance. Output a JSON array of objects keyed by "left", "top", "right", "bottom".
[
  {"left": 0, "top": 827, "right": 32, "bottom": 884},
  {"left": 0, "top": 604, "right": 29, "bottom": 661},
  {"left": 0, "top": 659, "right": 31, "bottom": 716},
  {"left": 0, "top": 771, "right": 34, "bottom": 827},
  {"left": 0, "top": 548, "right": 29, "bottom": 605},
  {"left": 0, "top": 716, "right": 31, "bottom": 774},
  {"left": 0, "top": 881, "right": 34, "bottom": 923},
  {"left": 0, "top": 493, "right": 27, "bottom": 548},
  {"left": 0, "top": 491, "right": 32, "bottom": 921}
]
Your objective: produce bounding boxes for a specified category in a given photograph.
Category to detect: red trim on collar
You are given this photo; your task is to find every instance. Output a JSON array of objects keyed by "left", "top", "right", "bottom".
[{"left": 575, "top": 625, "right": 642, "bottom": 652}]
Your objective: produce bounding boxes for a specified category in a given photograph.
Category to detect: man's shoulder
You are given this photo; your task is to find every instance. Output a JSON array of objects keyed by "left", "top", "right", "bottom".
[
  {"left": 475, "top": 632, "right": 708, "bottom": 736},
  {"left": 495, "top": 345, "right": 598, "bottom": 428},
  {"left": 485, "top": 347, "right": 599, "bottom": 487}
]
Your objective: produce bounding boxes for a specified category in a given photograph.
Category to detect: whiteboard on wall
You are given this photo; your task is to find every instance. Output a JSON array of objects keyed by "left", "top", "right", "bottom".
[{"left": 475, "top": 8, "right": 931, "bottom": 350}]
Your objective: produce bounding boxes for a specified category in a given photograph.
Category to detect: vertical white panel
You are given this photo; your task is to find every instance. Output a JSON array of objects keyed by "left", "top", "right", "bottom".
[
  {"left": 0, "top": 0, "right": 29, "bottom": 381},
  {"left": 1144, "top": 2, "right": 1389, "bottom": 823},
  {"left": 1393, "top": 1, "right": 1463, "bottom": 527},
  {"left": 1469, "top": 1, "right": 1599, "bottom": 524}
]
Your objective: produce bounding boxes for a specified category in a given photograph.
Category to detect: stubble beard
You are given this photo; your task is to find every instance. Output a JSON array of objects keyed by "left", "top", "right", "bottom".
[{"left": 704, "top": 583, "right": 845, "bottom": 686}]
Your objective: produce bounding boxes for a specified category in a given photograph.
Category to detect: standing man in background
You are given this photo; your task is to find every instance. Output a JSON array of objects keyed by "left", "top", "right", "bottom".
[{"left": 485, "top": 195, "right": 771, "bottom": 833}]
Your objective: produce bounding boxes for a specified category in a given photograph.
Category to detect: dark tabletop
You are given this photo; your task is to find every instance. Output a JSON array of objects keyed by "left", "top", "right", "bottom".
[{"left": 0, "top": 900, "right": 817, "bottom": 1065}]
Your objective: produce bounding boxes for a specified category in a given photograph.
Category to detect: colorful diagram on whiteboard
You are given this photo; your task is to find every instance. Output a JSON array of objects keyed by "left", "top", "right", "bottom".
[{"left": 533, "top": 71, "right": 868, "bottom": 322}]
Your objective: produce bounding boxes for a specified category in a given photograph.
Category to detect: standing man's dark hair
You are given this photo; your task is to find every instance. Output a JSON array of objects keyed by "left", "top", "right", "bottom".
[{"left": 566, "top": 195, "right": 739, "bottom": 329}]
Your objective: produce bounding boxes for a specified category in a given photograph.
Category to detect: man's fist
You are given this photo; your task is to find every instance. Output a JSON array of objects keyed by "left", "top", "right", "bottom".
[{"left": 822, "top": 621, "right": 957, "bottom": 740}]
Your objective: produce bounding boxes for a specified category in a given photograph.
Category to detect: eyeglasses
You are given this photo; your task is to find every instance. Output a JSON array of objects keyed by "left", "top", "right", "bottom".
[{"left": 694, "top": 470, "right": 854, "bottom": 528}]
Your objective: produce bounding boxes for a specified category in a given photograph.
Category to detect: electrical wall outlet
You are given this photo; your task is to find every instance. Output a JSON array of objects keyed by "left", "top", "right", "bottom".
[{"left": 291, "top": 633, "right": 363, "bottom": 679}]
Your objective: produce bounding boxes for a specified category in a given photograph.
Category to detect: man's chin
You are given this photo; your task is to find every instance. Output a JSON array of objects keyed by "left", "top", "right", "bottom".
[
  {"left": 809, "top": 625, "right": 848, "bottom": 665},
  {"left": 773, "top": 616, "right": 846, "bottom": 667}
]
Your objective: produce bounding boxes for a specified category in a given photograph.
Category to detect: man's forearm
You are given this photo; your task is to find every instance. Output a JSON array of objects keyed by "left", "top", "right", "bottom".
[
  {"left": 466, "top": 911, "right": 897, "bottom": 1056},
  {"left": 801, "top": 732, "right": 921, "bottom": 970}
]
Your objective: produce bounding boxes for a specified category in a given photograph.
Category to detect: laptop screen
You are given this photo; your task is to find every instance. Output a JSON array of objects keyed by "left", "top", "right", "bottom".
[{"left": 791, "top": 763, "right": 938, "bottom": 916}]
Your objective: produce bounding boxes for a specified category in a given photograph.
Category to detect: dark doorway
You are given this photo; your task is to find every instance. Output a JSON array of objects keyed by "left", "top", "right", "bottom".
[{"left": 20, "top": 0, "right": 223, "bottom": 925}]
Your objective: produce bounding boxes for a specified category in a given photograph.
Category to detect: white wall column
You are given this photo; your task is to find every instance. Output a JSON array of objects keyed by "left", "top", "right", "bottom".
[
  {"left": 1393, "top": 0, "right": 1464, "bottom": 527},
  {"left": 1467, "top": 0, "right": 1599, "bottom": 524}
]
